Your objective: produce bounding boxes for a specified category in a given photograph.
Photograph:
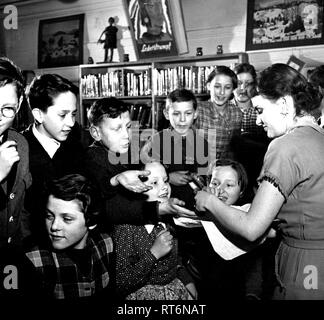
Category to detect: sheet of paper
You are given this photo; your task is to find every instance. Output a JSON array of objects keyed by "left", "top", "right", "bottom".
[
  {"left": 173, "top": 217, "right": 202, "bottom": 228},
  {"left": 201, "top": 204, "right": 251, "bottom": 260}
]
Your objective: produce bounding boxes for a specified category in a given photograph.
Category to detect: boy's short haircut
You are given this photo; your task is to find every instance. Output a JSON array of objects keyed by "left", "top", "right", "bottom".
[
  {"left": 45, "top": 174, "right": 100, "bottom": 227},
  {"left": 0, "top": 56, "right": 25, "bottom": 99},
  {"left": 207, "top": 158, "right": 248, "bottom": 196},
  {"left": 166, "top": 88, "right": 197, "bottom": 110},
  {"left": 87, "top": 97, "right": 130, "bottom": 126},
  {"left": 27, "top": 73, "right": 79, "bottom": 111}
]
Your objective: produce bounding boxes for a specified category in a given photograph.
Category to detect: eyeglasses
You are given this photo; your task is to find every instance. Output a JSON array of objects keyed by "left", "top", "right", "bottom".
[{"left": 0, "top": 105, "right": 18, "bottom": 118}]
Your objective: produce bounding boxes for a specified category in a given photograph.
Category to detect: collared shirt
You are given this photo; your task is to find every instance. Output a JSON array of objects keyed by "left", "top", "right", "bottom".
[
  {"left": 32, "top": 124, "right": 60, "bottom": 158},
  {"left": 144, "top": 222, "right": 166, "bottom": 234},
  {"left": 194, "top": 100, "right": 242, "bottom": 159}
]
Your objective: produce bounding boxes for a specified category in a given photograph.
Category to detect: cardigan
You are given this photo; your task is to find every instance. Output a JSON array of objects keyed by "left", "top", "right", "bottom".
[
  {"left": 23, "top": 125, "right": 85, "bottom": 239},
  {"left": 0, "top": 128, "right": 32, "bottom": 249},
  {"left": 113, "top": 223, "right": 192, "bottom": 298}
]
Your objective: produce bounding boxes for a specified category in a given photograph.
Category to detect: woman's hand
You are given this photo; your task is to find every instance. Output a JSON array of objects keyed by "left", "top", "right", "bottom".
[
  {"left": 169, "top": 171, "right": 191, "bottom": 186},
  {"left": 110, "top": 170, "right": 152, "bottom": 193},
  {"left": 150, "top": 228, "right": 173, "bottom": 259},
  {"left": 158, "top": 198, "right": 197, "bottom": 218},
  {"left": 194, "top": 190, "right": 215, "bottom": 212}
]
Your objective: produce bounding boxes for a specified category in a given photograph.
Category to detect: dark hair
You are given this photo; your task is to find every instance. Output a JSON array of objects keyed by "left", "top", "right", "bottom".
[
  {"left": 166, "top": 88, "right": 197, "bottom": 110},
  {"left": 0, "top": 56, "right": 25, "bottom": 99},
  {"left": 206, "top": 65, "right": 238, "bottom": 89},
  {"left": 46, "top": 174, "right": 99, "bottom": 227},
  {"left": 258, "top": 63, "right": 322, "bottom": 117},
  {"left": 207, "top": 158, "right": 248, "bottom": 196},
  {"left": 88, "top": 97, "right": 130, "bottom": 126},
  {"left": 27, "top": 73, "right": 78, "bottom": 111},
  {"left": 234, "top": 63, "right": 257, "bottom": 83},
  {"left": 108, "top": 17, "right": 115, "bottom": 23},
  {"left": 309, "top": 65, "right": 324, "bottom": 89}
]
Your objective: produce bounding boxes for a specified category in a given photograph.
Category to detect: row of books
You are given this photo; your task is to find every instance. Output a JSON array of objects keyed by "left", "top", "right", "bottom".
[
  {"left": 81, "top": 65, "right": 215, "bottom": 99},
  {"left": 130, "top": 104, "right": 153, "bottom": 129},
  {"left": 81, "top": 71, "right": 123, "bottom": 98},
  {"left": 153, "top": 65, "right": 215, "bottom": 96},
  {"left": 81, "top": 62, "right": 240, "bottom": 99},
  {"left": 81, "top": 69, "right": 152, "bottom": 98}
]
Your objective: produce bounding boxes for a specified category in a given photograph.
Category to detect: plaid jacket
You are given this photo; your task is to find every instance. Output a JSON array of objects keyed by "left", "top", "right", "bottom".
[
  {"left": 194, "top": 100, "right": 242, "bottom": 159},
  {"left": 25, "top": 230, "right": 113, "bottom": 299}
]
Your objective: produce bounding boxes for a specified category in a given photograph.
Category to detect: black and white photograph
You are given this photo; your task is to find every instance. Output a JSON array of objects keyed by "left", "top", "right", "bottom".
[{"left": 2, "top": 0, "right": 324, "bottom": 315}]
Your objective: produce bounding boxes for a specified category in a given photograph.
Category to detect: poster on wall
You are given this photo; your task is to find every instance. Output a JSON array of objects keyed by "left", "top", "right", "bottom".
[
  {"left": 38, "top": 14, "right": 84, "bottom": 68},
  {"left": 246, "top": 0, "right": 324, "bottom": 51},
  {"left": 124, "top": 0, "right": 179, "bottom": 59}
]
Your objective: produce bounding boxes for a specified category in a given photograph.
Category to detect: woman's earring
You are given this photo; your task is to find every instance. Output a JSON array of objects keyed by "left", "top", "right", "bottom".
[{"left": 281, "top": 101, "right": 288, "bottom": 116}]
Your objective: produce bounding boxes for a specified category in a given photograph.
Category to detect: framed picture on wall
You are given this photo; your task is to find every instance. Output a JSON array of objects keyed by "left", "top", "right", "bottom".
[
  {"left": 38, "top": 14, "right": 84, "bottom": 68},
  {"left": 123, "top": 0, "right": 180, "bottom": 59},
  {"left": 246, "top": 0, "right": 324, "bottom": 51}
]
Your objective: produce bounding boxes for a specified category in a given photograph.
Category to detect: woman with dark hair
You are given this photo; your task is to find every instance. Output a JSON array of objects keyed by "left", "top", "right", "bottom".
[
  {"left": 195, "top": 63, "right": 324, "bottom": 300},
  {"left": 194, "top": 65, "right": 242, "bottom": 160}
]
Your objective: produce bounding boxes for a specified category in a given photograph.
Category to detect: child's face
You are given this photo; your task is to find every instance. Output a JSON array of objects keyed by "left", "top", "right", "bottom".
[
  {"left": 207, "top": 74, "right": 234, "bottom": 107},
  {"left": 234, "top": 72, "right": 256, "bottom": 104},
  {"left": 45, "top": 195, "right": 89, "bottom": 250},
  {"left": 143, "top": 162, "right": 171, "bottom": 202},
  {"left": 37, "top": 91, "right": 77, "bottom": 142},
  {"left": 94, "top": 111, "right": 131, "bottom": 154},
  {"left": 209, "top": 165, "right": 241, "bottom": 205},
  {"left": 163, "top": 101, "right": 197, "bottom": 136},
  {"left": 0, "top": 83, "right": 19, "bottom": 137}
]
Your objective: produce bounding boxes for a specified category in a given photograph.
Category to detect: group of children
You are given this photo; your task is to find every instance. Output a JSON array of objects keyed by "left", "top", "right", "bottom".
[{"left": 0, "top": 56, "right": 272, "bottom": 301}]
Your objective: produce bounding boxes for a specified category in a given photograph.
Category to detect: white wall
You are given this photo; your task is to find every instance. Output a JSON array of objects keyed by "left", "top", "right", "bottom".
[
  {"left": 0, "top": 0, "right": 135, "bottom": 82},
  {"left": 1, "top": 0, "right": 324, "bottom": 81},
  {"left": 180, "top": 0, "right": 324, "bottom": 75}
]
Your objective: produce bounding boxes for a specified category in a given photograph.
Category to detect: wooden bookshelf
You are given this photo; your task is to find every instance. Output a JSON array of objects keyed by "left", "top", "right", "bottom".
[{"left": 79, "top": 52, "right": 248, "bottom": 130}]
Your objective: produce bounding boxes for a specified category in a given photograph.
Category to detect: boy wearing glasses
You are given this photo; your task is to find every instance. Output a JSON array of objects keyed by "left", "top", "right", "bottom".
[{"left": 0, "top": 57, "right": 32, "bottom": 250}]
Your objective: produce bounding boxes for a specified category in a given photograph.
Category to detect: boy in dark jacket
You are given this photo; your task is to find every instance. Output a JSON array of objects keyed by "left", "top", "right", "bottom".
[
  {"left": 82, "top": 97, "right": 195, "bottom": 230},
  {"left": 23, "top": 74, "right": 85, "bottom": 241},
  {"left": 0, "top": 57, "right": 32, "bottom": 250}
]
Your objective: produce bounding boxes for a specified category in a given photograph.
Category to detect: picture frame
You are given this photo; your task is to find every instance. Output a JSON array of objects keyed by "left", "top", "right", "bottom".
[
  {"left": 38, "top": 14, "right": 84, "bottom": 68},
  {"left": 245, "top": 0, "right": 324, "bottom": 51},
  {"left": 287, "top": 54, "right": 305, "bottom": 72},
  {"left": 123, "top": 0, "right": 181, "bottom": 60}
]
